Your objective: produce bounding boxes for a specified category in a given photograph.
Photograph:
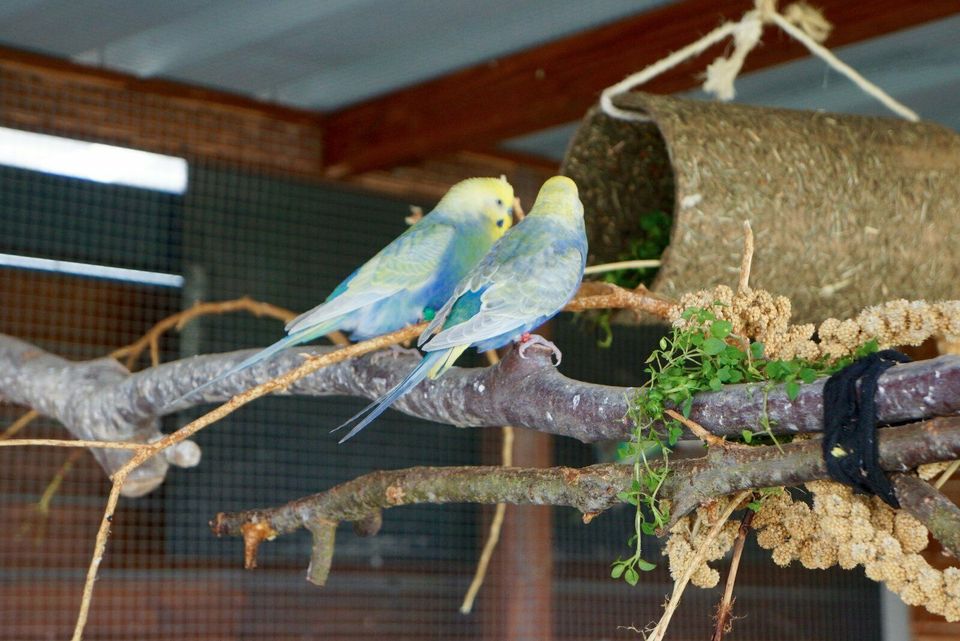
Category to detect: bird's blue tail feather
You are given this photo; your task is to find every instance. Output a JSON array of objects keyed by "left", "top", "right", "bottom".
[
  {"left": 335, "top": 350, "right": 448, "bottom": 443},
  {"left": 164, "top": 323, "right": 334, "bottom": 412}
]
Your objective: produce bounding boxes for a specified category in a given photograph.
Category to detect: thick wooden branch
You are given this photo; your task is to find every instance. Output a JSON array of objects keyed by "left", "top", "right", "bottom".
[
  {"left": 5, "top": 328, "right": 959, "bottom": 460},
  {"left": 0, "top": 334, "right": 200, "bottom": 497},
  {"left": 891, "top": 473, "right": 960, "bottom": 557},
  {"left": 148, "top": 344, "right": 960, "bottom": 443},
  {"left": 212, "top": 418, "right": 960, "bottom": 583},
  {"left": 322, "top": 0, "right": 959, "bottom": 175}
]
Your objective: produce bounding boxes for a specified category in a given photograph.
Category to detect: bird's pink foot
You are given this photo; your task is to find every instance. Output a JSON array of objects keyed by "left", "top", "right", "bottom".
[{"left": 517, "top": 334, "right": 562, "bottom": 366}]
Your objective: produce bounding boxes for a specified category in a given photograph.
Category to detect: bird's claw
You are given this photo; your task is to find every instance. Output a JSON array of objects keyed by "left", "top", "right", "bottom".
[{"left": 517, "top": 334, "right": 562, "bottom": 366}]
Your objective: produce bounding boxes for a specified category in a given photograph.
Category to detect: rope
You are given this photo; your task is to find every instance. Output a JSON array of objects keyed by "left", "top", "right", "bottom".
[{"left": 600, "top": 0, "right": 919, "bottom": 122}]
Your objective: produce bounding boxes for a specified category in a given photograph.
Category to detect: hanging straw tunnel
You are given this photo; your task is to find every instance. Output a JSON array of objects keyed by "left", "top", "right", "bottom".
[{"left": 562, "top": 92, "right": 960, "bottom": 324}]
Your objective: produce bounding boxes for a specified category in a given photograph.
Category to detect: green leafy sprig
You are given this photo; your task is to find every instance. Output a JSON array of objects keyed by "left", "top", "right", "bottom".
[{"left": 611, "top": 305, "right": 879, "bottom": 584}]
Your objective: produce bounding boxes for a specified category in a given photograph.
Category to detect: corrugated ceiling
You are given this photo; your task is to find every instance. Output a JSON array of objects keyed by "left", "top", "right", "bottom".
[{"left": 0, "top": 1, "right": 956, "bottom": 161}]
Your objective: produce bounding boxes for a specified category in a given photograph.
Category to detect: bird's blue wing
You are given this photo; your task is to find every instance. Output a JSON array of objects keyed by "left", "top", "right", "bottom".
[
  {"left": 423, "top": 239, "right": 584, "bottom": 351},
  {"left": 285, "top": 220, "right": 456, "bottom": 334}
]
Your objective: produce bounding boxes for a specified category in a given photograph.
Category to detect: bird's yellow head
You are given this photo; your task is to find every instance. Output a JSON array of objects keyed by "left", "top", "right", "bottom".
[
  {"left": 529, "top": 176, "right": 583, "bottom": 222},
  {"left": 439, "top": 176, "right": 515, "bottom": 239}
]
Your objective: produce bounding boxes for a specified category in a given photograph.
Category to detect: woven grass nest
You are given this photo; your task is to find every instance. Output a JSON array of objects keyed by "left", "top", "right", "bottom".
[{"left": 561, "top": 92, "right": 960, "bottom": 324}]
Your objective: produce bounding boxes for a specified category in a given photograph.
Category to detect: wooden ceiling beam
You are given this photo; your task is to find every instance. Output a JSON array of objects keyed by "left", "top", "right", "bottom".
[
  {"left": 322, "top": 0, "right": 960, "bottom": 176},
  {"left": 0, "top": 45, "right": 326, "bottom": 179}
]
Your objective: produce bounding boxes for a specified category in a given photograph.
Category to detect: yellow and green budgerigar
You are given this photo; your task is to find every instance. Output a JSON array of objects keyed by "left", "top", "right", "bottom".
[
  {"left": 337, "top": 175, "right": 587, "bottom": 442},
  {"left": 172, "top": 177, "right": 516, "bottom": 406}
]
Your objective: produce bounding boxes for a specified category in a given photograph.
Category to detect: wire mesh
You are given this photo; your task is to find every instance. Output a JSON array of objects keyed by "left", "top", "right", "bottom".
[{"left": 0, "top": 58, "right": 883, "bottom": 641}]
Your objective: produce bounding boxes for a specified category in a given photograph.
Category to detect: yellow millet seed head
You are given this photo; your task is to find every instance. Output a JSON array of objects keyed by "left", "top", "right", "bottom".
[
  {"left": 837, "top": 545, "right": 858, "bottom": 570},
  {"left": 691, "top": 564, "right": 721, "bottom": 589},
  {"left": 771, "top": 543, "right": 797, "bottom": 567},
  {"left": 916, "top": 566, "right": 945, "bottom": 596},
  {"left": 875, "top": 533, "right": 903, "bottom": 557},
  {"left": 938, "top": 300, "right": 960, "bottom": 338},
  {"left": 783, "top": 505, "right": 815, "bottom": 538},
  {"left": 893, "top": 512, "right": 929, "bottom": 554},
  {"left": 923, "top": 594, "right": 948, "bottom": 618},
  {"left": 898, "top": 582, "right": 926, "bottom": 607},
  {"left": 820, "top": 515, "right": 853, "bottom": 543},
  {"left": 946, "top": 603, "right": 960, "bottom": 623},
  {"left": 943, "top": 568, "right": 960, "bottom": 598},
  {"left": 850, "top": 517, "right": 875, "bottom": 543},
  {"left": 752, "top": 495, "right": 792, "bottom": 529},
  {"left": 799, "top": 539, "right": 839, "bottom": 570},
  {"left": 849, "top": 541, "right": 878, "bottom": 565},
  {"left": 811, "top": 488, "right": 850, "bottom": 518},
  {"left": 668, "top": 514, "right": 695, "bottom": 538},
  {"left": 864, "top": 560, "right": 889, "bottom": 583},
  {"left": 704, "top": 522, "right": 740, "bottom": 561},
  {"left": 756, "top": 524, "right": 788, "bottom": 549},
  {"left": 869, "top": 497, "right": 895, "bottom": 532},
  {"left": 848, "top": 498, "right": 872, "bottom": 521}
]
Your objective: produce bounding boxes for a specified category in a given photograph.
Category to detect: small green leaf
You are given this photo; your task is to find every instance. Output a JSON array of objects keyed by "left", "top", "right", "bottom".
[
  {"left": 659, "top": 337, "right": 668, "bottom": 350},
  {"left": 750, "top": 342, "right": 765, "bottom": 359},
  {"left": 748, "top": 501, "right": 762, "bottom": 512},
  {"left": 624, "top": 567, "right": 640, "bottom": 586},
  {"left": 611, "top": 562, "right": 626, "bottom": 579},
  {"left": 668, "top": 423, "right": 682, "bottom": 446},
  {"left": 636, "top": 558, "right": 657, "bottom": 572},
  {"left": 640, "top": 521, "right": 656, "bottom": 535},
  {"left": 786, "top": 380, "right": 801, "bottom": 401},
  {"left": 764, "top": 361, "right": 783, "bottom": 379},
  {"left": 741, "top": 429, "right": 753, "bottom": 443},
  {"left": 710, "top": 320, "right": 733, "bottom": 339},
  {"left": 799, "top": 368, "right": 818, "bottom": 384},
  {"left": 722, "top": 345, "right": 746, "bottom": 362},
  {"left": 703, "top": 337, "right": 726, "bottom": 355},
  {"left": 681, "top": 397, "right": 693, "bottom": 418},
  {"left": 858, "top": 339, "right": 880, "bottom": 356}
]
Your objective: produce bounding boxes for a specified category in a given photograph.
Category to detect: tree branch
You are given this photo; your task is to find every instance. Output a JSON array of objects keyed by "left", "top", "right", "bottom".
[
  {"left": 4, "top": 328, "right": 960, "bottom": 487},
  {"left": 890, "top": 473, "right": 960, "bottom": 557},
  {"left": 211, "top": 418, "right": 960, "bottom": 583},
  {"left": 150, "top": 344, "right": 960, "bottom": 442},
  {"left": 0, "top": 334, "right": 200, "bottom": 497}
]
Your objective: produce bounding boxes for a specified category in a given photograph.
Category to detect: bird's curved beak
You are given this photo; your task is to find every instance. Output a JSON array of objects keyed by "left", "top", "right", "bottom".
[{"left": 512, "top": 197, "right": 525, "bottom": 222}]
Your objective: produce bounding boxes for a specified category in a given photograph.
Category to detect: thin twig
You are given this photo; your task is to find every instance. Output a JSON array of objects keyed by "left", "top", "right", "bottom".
[
  {"left": 0, "top": 439, "right": 144, "bottom": 449},
  {"left": 665, "top": 409, "right": 748, "bottom": 451},
  {"left": 712, "top": 508, "right": 755, "bottom": 641},
  {"left": 71, "top": 322, "right": 426, "bottom": 641},
  {"left": 738, "top": 220, "right": 754, "bottom": 294},
  {"left": 110, "top": 297, "right": 348, "bottom": 370},
  {"left": 648, "top": 490, "right": 752, "bottom": 641},
  {"left": 934, "top": 459, "right": 960, "bottom": 490},
  {"left": 460, "top": 349, "right": 514, "bottom": 614},
  {"left": 72, "top": 479, "right": 123, "bottom": 641},
  {"left": 0, "top": 409, "right": 40, "bottom": 440},
  {"left": 583, "top": 259, "right": 662, "bottom": 275},
  {"left": 37, "top": 450, "right": 83, "bottom": 514},
  {"left": 565, "top": 281, "right": 675, "bottom": 319}
]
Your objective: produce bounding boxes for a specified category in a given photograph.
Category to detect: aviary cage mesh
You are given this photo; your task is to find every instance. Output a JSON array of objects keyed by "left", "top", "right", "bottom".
[{"left": 0, "top": 60, "right": 882, "bottom": 640}]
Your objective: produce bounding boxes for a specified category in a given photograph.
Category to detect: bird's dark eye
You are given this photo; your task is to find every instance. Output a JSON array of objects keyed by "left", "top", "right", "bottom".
[
  {"left": 496, "top": 219, "right": 505, "bottom": 228},
  {"left": 495, "top": 199, "right": 503, "bottom": 206}
]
